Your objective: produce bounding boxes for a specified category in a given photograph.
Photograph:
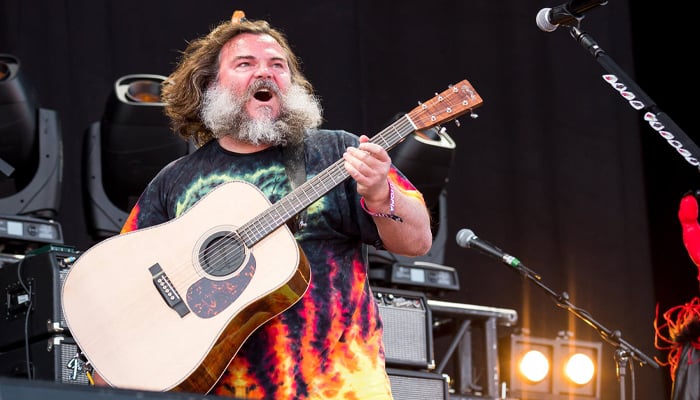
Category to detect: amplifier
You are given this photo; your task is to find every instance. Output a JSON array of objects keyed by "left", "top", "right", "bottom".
[
  {"left": 0, "top": 246, "right": 80, "bottom": 351},
  {"left": 373, "top": 287, "right": 434, "bottom": 369},
  {"left": 387, "top": 368, "right": 449, "bottom": 400},
  {"left": 0, "top": 335, "right": 88, "bottom": 385}
]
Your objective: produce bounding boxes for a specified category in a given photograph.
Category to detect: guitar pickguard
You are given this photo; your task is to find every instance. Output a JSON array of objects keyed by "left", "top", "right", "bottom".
[{"left": 187, "top": 252, "right": 256, "bottom": 318}]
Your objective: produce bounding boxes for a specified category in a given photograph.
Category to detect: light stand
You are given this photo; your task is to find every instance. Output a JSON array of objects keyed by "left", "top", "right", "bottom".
[
  {"left": 0, "top": 54, "right": 63, "bottom": 254},
  {"left": 0, "top": 108, "right": 62, "bottom": 218},
  {"left": 0, "top": 54, "right": 62, "bottom": 219}
]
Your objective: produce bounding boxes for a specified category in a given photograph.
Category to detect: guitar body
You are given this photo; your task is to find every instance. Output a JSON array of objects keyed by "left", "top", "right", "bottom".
[{"left": 61, "top": 181, "right": 311, "bottom": 393}]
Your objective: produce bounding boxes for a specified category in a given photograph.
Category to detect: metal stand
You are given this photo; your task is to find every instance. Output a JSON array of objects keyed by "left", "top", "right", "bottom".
[
  {"left": 567, "top": 25, "right": 700, "bottom": 171},
  {"left": 501, "top": 254, "right": 657, "bottom": 400},
  {"left": 557, "top": 21, "right": 676, "bottom": 400},
  {"left": 429, "top": 300, "right": 517, "bottom": 399},
  {"left": 615, "top": 348, "right": 630, "bottom": 400}
]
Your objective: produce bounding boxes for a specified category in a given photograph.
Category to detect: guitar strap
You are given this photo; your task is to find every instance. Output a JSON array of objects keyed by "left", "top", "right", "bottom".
[{"left": 281, "top": 140, "right": 307, "bottom": 233}]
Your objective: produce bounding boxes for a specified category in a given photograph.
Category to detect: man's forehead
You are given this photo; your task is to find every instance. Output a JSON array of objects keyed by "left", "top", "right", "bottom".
[{"left": 225, "top": 33, "right": 285, "bottom": 56}]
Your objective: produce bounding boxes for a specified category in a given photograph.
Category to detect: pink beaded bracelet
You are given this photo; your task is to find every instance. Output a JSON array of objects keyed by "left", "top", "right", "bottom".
[{"left": 360, "top": 180, "right": 403, "bottom": 222}]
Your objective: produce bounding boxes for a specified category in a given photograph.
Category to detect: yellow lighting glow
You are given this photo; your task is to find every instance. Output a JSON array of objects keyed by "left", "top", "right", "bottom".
[
  {"left": 563, "top": 353, "right": 595, "bottom": 385},
  {"left": 519, "top": 350, "right": 550, "bottom": 383}
]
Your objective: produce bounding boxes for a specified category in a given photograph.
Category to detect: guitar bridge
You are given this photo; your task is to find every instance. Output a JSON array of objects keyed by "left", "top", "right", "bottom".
[{"left": 149, "top": 263, "right": 190, "bottom": 317}]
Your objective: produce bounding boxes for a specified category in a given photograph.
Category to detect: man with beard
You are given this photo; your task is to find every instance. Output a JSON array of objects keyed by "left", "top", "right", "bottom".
[{"left": 115, "top": 11, "right": 432, "bottom": 400}]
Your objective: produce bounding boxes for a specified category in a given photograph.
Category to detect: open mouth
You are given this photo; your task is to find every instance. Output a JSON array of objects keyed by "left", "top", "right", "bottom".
[{"left": 253, "top": 89, "right": 273, "bottom": 102}]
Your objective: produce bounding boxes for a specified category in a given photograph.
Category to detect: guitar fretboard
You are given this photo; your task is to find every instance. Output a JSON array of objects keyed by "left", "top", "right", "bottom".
[
  {"left": 234, "top": 78, "right": 483, "bottom": 248},
  {"left": 237, "top": 114, "right": 417, "bottom": 247}
]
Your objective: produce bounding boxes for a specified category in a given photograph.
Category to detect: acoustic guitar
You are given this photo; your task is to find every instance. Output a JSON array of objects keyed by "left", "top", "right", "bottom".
[{"left": 61, "top": 80, "right": 483, "bottom": 393}]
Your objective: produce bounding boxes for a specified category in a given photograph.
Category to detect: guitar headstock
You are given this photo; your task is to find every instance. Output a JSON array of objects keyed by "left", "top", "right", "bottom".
[{"left": 407, "top": 80, "right": 483, "bottom": 131}]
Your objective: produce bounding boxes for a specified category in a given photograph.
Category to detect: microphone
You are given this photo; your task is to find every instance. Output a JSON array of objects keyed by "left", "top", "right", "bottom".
[
  {"left": 536, "top": 0, "right": 608, "bottom": 32},
  {"left": 456, "top": 228, "right": 521, "bottom": 268},
  {"left": 457, "top": 229, "right": 542, "bottom": 280}
]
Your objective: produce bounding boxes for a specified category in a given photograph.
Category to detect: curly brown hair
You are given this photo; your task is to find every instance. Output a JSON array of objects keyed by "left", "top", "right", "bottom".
[{"left": 161, "top": 17, "right": 314, "bottom": 146}]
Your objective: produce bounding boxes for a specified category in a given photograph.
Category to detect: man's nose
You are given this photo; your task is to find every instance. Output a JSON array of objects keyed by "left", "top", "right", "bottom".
[{"left": 255, "top": 65, "right": 272, "bottom": 79}]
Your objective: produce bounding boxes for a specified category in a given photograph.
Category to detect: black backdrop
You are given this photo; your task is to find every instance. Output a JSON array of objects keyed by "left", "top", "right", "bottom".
[{"left": 2, "top": 1, "right": 698, "bottom": 399}]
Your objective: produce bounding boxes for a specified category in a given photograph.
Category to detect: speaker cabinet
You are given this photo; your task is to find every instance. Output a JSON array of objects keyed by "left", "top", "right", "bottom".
[
  {"left": 387, "top": 368, "right": 449, "bottom": 400},
  {"left": 0, "top": 246, "right": 80, "bottom": 351},
  {"left": 373, "top": 287, "right": 434, "bottom": 369},
  {"left": 0, "top": 335, "right": 88, "bottom": 385}
]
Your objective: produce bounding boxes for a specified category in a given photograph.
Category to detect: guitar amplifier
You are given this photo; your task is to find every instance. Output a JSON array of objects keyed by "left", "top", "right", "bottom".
[
  {"left": 0, "top": 246, "right": 80, "bottom": 351},
  {"left": 386, "top": 368, "right": 449, "bottom": 400},
  {"left": 0, "top": 335, "right": 88, "bottom": 385},
  {"left": 373, "top": 287, "right": 434, "bottom": 369}
]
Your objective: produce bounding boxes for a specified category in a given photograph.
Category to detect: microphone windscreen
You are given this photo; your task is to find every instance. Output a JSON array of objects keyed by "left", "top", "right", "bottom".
[
  {"left": 456, "top": 229, "right": 475, "bottom": 248},
  {"left": 536, "top": 8, "right": 557, "bottom": 32}
]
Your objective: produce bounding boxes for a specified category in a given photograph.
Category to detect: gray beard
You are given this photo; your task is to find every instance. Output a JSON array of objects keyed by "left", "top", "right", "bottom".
[{"left": 201, "top": 80, "right": 323, "bottom": 146}]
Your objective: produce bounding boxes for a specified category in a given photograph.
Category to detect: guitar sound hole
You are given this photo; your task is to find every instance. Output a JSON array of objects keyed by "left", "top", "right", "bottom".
[{"left": 199, "top": 231, "right": 246, "bottom": 277}]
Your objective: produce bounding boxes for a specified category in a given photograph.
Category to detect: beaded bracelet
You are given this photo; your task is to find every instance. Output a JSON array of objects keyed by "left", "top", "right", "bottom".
[{"left": 360, "top": 180, "right": 404, "bottom": 222}]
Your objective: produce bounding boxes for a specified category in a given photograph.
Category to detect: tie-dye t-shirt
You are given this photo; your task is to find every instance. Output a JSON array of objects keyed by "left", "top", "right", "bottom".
[{"left": 121, "top": 129, "right": 418, "bottom": 399}]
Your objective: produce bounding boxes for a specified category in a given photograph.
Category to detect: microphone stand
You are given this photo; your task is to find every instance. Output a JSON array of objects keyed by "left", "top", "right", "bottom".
[
  {"left": 552, "top": 20, "right": 697, "bottom": 398},
  {"left": 510, "top": 261, "right": 658, "bottom": 400},
  {"left": 566, "top": 24, "right": 700, "bottom": 170}
]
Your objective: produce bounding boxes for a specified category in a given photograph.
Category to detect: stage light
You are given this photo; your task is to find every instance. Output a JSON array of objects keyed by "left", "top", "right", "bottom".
[
  {"left": 519, "top": 349, "right": 550, "bottom": 383},
  {"left": 564, "top": 353, "right": 596, "bottom": 385},
  {"left": 0, "top": 54, "right": 62, "bottom": 219},
  {"left": 508, "top": 335, "right": 556, "bottom": 395},
  {"left": 83, "top": 74, "right": 190, "bottom": 239},
  {"left": 502, "top": 332, "right": 602, "bottom": 399},
  {"left": 556, "top": 338, "right": 601, "bottom": 398}
]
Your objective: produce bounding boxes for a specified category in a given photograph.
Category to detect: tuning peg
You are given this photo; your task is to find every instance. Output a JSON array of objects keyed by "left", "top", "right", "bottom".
[
  {"left": 454, "top": 119, "right": 461, "bottom": 128},
  {"left": 470, "top": 110, "right": 479, "bottom": 119}
]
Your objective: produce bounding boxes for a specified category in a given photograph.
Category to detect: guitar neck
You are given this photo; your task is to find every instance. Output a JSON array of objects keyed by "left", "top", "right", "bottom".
[
  {"left": 235, "top": 78, "right": 484, "bottom": 248},
  {"left": 238, "top": 114, "right": 417, "bottom": 246}
]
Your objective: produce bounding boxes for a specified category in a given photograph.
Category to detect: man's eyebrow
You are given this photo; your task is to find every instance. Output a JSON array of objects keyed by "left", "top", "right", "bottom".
[{"left": 232, "top": 55, "right": 287, "bottom": 63}]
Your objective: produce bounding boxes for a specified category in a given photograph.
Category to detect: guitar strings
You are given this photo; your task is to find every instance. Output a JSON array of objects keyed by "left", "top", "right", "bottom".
[
  {"left": 185, "top": 115, "right": 419, "bottom": 282},
  {"left": 171, "top": 83, "right": 472, "bottom": 292}
]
